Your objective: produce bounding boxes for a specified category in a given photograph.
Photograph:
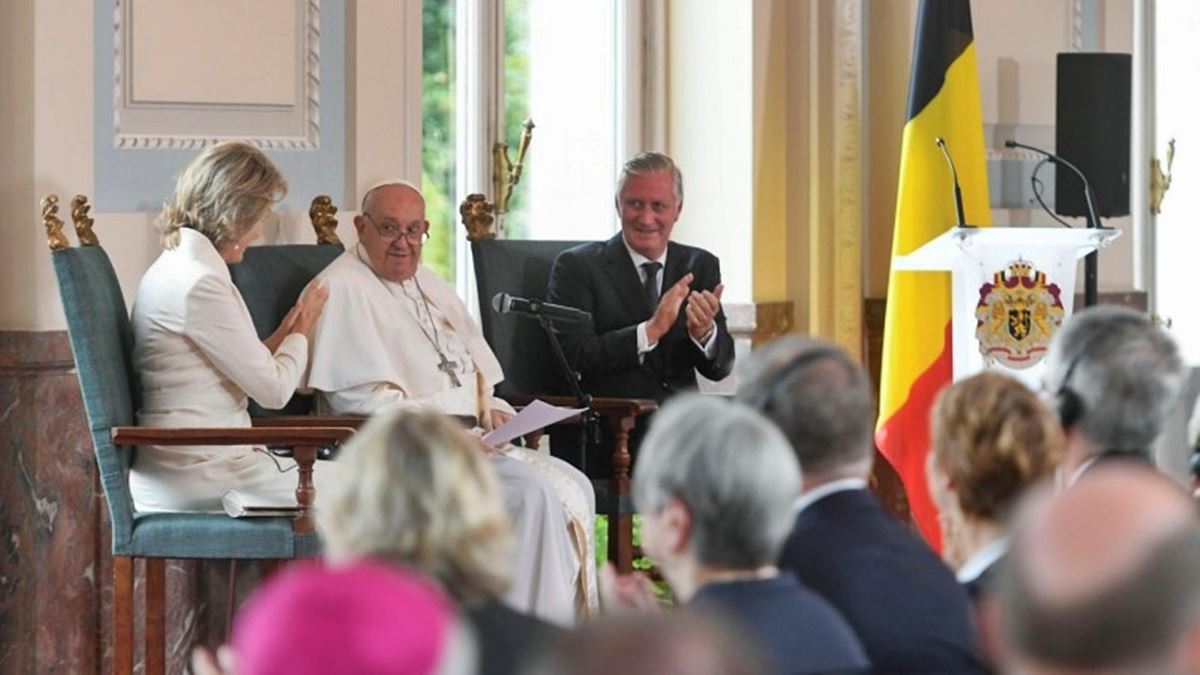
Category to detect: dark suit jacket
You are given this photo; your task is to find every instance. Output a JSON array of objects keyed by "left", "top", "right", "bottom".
[
  {"left": 466, "top": 600, "right": 563, "bottom": 675},
  {"left": 691, "top": 574, "right": 872, "bottom": 675},
  {"left": 779, "top": 489, "right": 986, "bottom": 674},
  {"left": 547, "top": 234, "right": 734, "bottom": 401}
]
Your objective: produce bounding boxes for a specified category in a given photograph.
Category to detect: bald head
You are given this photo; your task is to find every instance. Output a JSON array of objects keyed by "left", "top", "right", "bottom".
[{"left": 1002, "top": 466, "right": 1200, "bottom": 672}]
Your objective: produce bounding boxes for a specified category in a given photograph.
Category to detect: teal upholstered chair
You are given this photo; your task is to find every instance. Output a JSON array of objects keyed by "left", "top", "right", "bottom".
[
  {"left": 47, "top": 195, "right": 354, "bottom": 675},
  {"left": 470, "top": 235, "right": 656, "bottom": 573}
]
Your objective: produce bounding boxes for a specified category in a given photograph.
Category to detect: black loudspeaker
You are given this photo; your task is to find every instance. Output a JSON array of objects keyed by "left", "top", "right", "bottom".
[{"left": 1055, "top": 52, "right": 1131, "bottom": 218}]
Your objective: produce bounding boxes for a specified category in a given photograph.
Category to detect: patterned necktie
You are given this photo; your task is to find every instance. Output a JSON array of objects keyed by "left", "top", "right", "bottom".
[{"left": 641, "top": 261, "right": 662, "bottom": 309}]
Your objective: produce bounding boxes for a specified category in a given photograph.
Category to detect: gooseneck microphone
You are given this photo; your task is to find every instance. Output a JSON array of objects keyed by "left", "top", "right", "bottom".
[
  {"left": 1003, "top": 139, "right": 1102, "bottom": 232},
  {"left": 1005, "top": 138, "right": 1103, "bottom": 308},
  {"left": 934, "top": 137, "right": 969, "bottom": 228},
  {"left": 491, "top": 292, "right": 592, "bottom": 325}
]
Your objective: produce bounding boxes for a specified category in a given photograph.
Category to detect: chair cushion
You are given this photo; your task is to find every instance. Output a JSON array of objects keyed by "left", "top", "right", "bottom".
[{"left": 130, "top": 512, "right": 321, "bottom": 559}]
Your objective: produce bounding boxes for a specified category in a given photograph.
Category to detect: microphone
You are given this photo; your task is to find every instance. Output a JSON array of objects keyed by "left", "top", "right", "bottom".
[
  {"left": 934, "top": 137, "right": 969, "bottom": 228},
  {"left": 491, "top": 292, "right": 592, "bottom": 325},
  {"left": 1003, "top": 139, "right": 1102, "bottom": 231}
]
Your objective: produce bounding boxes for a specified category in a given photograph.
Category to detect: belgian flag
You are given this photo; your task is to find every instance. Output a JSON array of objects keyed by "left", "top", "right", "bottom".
[{"left": 876, "top": 0, "right": 990, "bottom": 550}]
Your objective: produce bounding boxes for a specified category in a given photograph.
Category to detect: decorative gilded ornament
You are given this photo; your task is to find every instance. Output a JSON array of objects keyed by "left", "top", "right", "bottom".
[
  {"left": 42, "top": 194, "right": 70, "bottom": 252},
  {"left": 71, "top": 194, "right": 99, "bottom": 247},
  {"left": 1150, "top": 138, "right": 1175, "bottom": 216},
  {"left": 308, "top": 195, "right": 341, "bottom": 246},
  {"left": 460, "top": 193, "right": 497, "bottom": 242}
]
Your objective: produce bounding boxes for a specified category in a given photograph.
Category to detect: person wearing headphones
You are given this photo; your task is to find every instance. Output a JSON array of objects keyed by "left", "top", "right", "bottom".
[
  {"left": 1042, "top": 305, "right": 1185, "bottom": 488},
  {"left": 738, "top": 337, "right": 986, "bottom": 674}
]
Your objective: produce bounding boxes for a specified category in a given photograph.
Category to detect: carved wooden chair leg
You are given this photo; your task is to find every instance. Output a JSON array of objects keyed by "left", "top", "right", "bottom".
[
  {"left": 609, "top": 415, "right": 636, "bottom": 574},
  {"left": 293, "top": 446, "right": 318, "bottom": 534},
  {"left": 144, "top": 557, "right": 166, "bottom": 675},
  {"left": 224, "top": 560, "right": 239, "bottom": 642},
  {"left": 113, "top": 556, "right": 134, "bottom": 675}
]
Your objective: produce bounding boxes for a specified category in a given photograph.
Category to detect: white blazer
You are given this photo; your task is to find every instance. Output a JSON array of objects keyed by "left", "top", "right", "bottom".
[{"left": 129, "top": 228, "right": 309, "bottom": 512}]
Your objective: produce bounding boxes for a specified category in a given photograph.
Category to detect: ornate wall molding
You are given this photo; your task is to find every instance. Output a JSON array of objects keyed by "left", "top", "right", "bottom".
[{"left": 112, "top": 0, "right": 320, "bottom": 150}]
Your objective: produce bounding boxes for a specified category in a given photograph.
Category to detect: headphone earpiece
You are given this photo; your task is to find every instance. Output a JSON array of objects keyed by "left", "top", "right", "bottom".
[
  {"left": 749, "top": 347, "right": 842, "bottom": 413},
  {"left": 1055, "top": 386, "right": 1084, "bottom": 429}
]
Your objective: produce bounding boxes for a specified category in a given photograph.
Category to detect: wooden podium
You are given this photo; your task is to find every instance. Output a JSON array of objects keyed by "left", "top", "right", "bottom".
[{"left": 893, "top": 226, "right": 1121, "bottom": 386}]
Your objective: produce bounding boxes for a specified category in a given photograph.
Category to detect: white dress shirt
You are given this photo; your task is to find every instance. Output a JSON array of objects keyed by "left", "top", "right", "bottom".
[
  {"left": 793, "top": 478, "right": 869, "bottom": 514},
  {"left": 621, "top": 236, "right": 718, "bottom": 359}
]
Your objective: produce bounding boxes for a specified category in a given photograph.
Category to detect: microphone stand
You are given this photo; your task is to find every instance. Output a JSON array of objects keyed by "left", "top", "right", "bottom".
[
  {"left": 1006, "top": 139, "right": 1104, "bottom": 306},
  {"left": 537, "top": 315, "right": 600, "bottom": 472}
]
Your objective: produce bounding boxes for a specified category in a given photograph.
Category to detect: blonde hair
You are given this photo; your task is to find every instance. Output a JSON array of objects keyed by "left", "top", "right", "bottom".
[
  {"left": 931, "top": 371, "right": 1064, "bottom": 521},
  {"left": 316, "top": 412, "right": 513, "bottom": 604},
  {"left": 157, "top": 140, "right": 287, "bottom": 249}
]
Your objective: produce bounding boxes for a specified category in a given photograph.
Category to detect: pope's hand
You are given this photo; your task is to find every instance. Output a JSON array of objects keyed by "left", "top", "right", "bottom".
[{"left": 599, "top": 562, "right": 661, "bottom": 614}]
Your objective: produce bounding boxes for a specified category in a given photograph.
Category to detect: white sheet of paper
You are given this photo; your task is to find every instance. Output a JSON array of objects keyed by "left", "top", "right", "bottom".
[{"left": 483, "top": 399, "right": 586, "bottom": 446}]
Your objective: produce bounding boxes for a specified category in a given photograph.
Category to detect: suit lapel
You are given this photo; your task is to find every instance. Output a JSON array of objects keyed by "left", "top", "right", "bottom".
[{"left": 601, "top": 234, "right": 651, "bottom": 321}]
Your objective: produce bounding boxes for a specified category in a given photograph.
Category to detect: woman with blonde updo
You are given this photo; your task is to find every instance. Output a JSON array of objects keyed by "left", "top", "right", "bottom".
[
  {"left": 927, "top": 371, "right": 1063, "bottom": 601},
  {"left": 130, "top": 140, "right": 330, "bottom": 512},
  {"left": 318, "top": 410, "right": 560, "bottom": 675}
]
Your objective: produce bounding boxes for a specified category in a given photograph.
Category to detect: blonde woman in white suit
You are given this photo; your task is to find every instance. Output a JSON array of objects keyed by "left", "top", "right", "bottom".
[{"left": 130, "top": 141, "right": 329, "bottom": 512}]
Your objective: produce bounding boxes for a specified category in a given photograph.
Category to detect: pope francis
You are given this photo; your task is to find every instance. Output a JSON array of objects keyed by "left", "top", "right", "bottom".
[{"left": 307, "top": 180, "right": 595, "bottom": 624}]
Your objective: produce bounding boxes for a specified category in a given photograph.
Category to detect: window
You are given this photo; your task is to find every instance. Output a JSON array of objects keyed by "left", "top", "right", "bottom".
[{"left": 422, "top": 0, "right": 646, "bottom": 291}]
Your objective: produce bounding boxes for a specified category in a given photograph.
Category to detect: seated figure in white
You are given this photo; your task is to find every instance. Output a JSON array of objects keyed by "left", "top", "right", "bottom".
[
  {"left": 130, "top": 140, "right": 331, "bottom": 513},
  {"left": 306, "top": 180, "right": 596, "bottom": 624}
]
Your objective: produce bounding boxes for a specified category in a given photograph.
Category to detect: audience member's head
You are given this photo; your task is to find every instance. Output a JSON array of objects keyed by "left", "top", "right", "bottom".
[
  {"left": 737, "top": 336, "right": 875, "bottom": 485},
  {"left": 317, "top": 411, "right": 513, "bottom": 605},
  {"left": 999, "top": 466, "right": 1200, "bottom": 674},
  {"left": 526, "top": 612, "right": 770, "bottom": 675},
  {"left": 229, "top": 559, "right": 474, "bottom": 675},
  {"left": 1043, "top": 305, "right": 1184, "bottom": 476},
  {"left": 158, "top": 140, "right": 286, "bottom": 261},
  {"left": 928, "top": 371, "right": 1063, "bottom": 568},
  {"left": 633, "top": 395, "right": 800, "bottom": 598}
]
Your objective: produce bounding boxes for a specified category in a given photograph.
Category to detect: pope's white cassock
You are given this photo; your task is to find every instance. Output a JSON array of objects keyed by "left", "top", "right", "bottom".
[{"left": 306, "top": 245, "right": 597, "bottom": 624}]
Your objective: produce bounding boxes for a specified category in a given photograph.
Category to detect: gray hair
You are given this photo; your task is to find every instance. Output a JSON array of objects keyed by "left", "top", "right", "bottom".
[
  {"left": 1045, "top": 305, "right": 1185, "bottom": 452},
  {"left": 633, "top": 395, "right": 801, "bottom": 568},
  {"left": 316, "top": 411, "right": 513, "bottom": 605},
  {"left": 615, "top": 152, "right": 684, "bottom": 203},
  {"left": 157, "top": 140, "right": 286, "bottom": 249},
  {"left": 736, "top": 336, "right": 876, "bottom": 474}
]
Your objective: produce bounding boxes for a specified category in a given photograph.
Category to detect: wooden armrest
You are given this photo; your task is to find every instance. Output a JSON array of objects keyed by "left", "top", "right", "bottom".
[
  {"left": 252, "top": 415, "right": 367, "bottom": 429},
  {"left": 112, "top": 426, "right": 356, "bottom": 446},
  {"left": 502, "top": 394, "right": 658, "bottom": 418}
]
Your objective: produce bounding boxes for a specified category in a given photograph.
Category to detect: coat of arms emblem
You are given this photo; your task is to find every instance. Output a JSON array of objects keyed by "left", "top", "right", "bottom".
[{"left": 974, "top": 260, "right": 1065, "bottom": 369}]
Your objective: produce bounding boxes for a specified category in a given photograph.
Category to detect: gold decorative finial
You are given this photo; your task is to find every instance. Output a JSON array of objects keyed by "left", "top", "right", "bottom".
[
  {"left": 42, "top": 195, "right": 70, "bottom": 252},
  {"left": 1150, "top": 138, "right": 1175, "bottom": 215},
  {"left": 492, "top": 118, "right": 535, "bottom": 216},
  {"left": 71, "top": 195, "right": 99, "bottom": 246},
  {"left": 308, "top": 195, "right": 341, "bottom": 245},
  {"left": 460, "top": 193, "right": 497, "bottom": 242}
]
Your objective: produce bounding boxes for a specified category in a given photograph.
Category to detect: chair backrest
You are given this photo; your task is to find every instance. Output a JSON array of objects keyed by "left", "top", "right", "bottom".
[
  {"left": 229, "top": 243, "right": 344, "bottom": 416},
  {"left": 52, "top": 244, "right": 139, "bottom": 551},
  {"left": 471, "top": 239, "right": 587, "bottom": 398}
]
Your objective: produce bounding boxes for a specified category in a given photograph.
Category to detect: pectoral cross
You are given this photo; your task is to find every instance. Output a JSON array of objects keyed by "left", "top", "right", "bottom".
[{"left": 437, "top": 352, "right": 462, "bottom": 388}]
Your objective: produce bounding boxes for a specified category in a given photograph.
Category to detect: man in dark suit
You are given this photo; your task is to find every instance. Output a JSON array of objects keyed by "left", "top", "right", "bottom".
[
  {"left": 547, "top": 152, "right": 734, "bottom": 403},
  {"left": 739, "top": 337, "right": 986, "bottom": 674}
]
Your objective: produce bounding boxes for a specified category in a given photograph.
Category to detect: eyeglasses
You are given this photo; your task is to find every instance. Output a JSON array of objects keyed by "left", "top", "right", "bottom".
[{"left": 363, "top": 213, "right": 430, "bottom": 243}]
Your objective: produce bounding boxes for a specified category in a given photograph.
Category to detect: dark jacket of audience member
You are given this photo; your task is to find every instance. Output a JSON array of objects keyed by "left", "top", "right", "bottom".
[
  {"left": 691, "top": 573, "right": 870, "bottom": 675},
  {"left": 739, "top": 337, "right": 985, "bottom": 674},
  {"left": 629, "top": 395, "right": 870, "bottom": 675}
]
